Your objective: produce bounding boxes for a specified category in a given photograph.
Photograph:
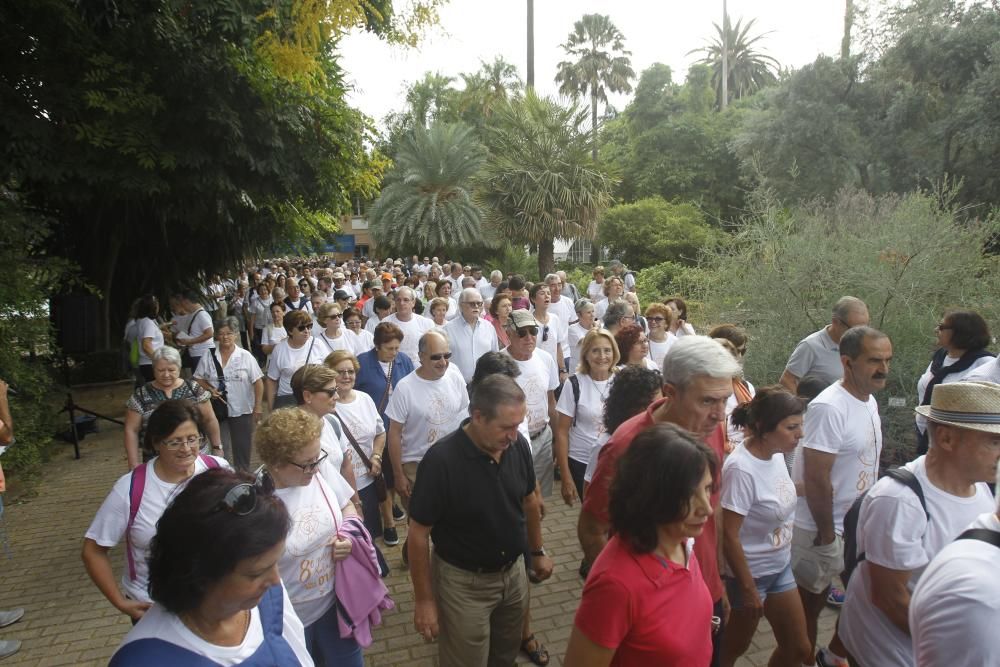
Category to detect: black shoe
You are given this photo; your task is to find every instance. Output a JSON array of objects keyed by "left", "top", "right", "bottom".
[
  {"left": 383, "top": 527, "right": 399, "bottom": 546},
  {"left": 578, "top": 559, "right": 591, "bottom": 580},
  {"left": 392, "top": 504, "right": 406, "bottom": 522}
]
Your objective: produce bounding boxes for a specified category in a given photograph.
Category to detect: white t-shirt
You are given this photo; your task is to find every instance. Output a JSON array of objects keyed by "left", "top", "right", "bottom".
[
  {"left": 587, "top": 280, "right": 604, "bottom": 302},
  {"left": 909, "top": 512, "right": 1000, "bottom": 667},
  {"left": 547, "top": 298, "right": 575, "bottom": 342},
  {"left": 384, "top": 365, "right": 469, "bottom": 463},
  {"left": 479, "top": 282, "right": 498, "bottom": 303},
  {"left": 505, "top": 349, "right": 560, "bottom": 434},
  {"left": 274, "top": 458, "right": 354, "bottom": 626},
  {"left": 965, "top": 357, "right": 1000, "bottom": 384},
  {"left": 116, "top": 584, "right": 312, "bottom": 666},
  {"left": 363, "top": 314, "right": 385, "bottom": 335},
  {"left": 312, "top": 330, "right": 358, "bottom": 360},
  {"left": 721, "top": 445, "right": 797, "bottom": 577},
  {"left": 384, "top": 313, "right": 434, "bottom": 368},
  {"left": 136, "top": 318, "right": 164, "bottom": 365},
  {"left": 534, "top": 312, "right": 566, "bottom": 369},
  {"left": 443, "top": 316, "right": 499, "bottom": 383},
  {"left": 647, "top": 333, "right": 676, "bottom": 369},
  {"left": 840, "top": 457, "right": 994, "bottom": 667},
  {"left": 250, "top": 296, "right": 273, "bottom": 330},
  {"left": 914, "top": 355, "right": 993, "bottom": 434},
  {"left": 176, "top": 309, "right": 215, "bottom": 356},
  {"left": 349, "top": 328, "right": 374, "bottom": 353},
  {"left": 725, "top": 380, "right": 755, "bottom": 448},
  {"left": 792, "top": 381, "right": 882, "bottom": 534},
  {"left": 261, "top": 325, "right": 287, "bottom": 347},
  {"left": 193, "top": 347, "right": 263, "bottom": 417},
  {"left": 266, "top": 340, "right": 315, "bottom": 397},
  {"left": 556, "top": 374, "right": 611, "bottom": 464},
  {"left": 567, "top": 322, "right": 590, "bottom": 374},
  {"left": 333, "top": 393, "right": 384, "bottom": 489},
  {"left": 85, "top": 456, "right": 230, "bottom": 602},
  {"left": 583, "top": 431, "right": 612, "bottom": 484},
  {"left": 319, "top": 416, "right": 352, "bottom": 480},
  {"left": 593, "top": 298, "right": 610, "bottom": 321}
]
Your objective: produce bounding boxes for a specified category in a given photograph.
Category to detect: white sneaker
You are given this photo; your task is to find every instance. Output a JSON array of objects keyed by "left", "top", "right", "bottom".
[
  {"left": 0, "top": 640, "right": 20, "bottom": 660},
  {"left": 0, "top": 609, "right": 23, "bottom": 629}
]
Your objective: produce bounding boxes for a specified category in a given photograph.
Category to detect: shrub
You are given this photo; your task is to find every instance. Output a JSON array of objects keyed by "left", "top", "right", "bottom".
[{"left": 597, "top": 197, "right": 722, "bottom": 270}]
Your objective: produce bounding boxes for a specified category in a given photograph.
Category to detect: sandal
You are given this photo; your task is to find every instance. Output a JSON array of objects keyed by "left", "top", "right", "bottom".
[{"left": 520, "top": 634, "right": 550, "bottom": 666}]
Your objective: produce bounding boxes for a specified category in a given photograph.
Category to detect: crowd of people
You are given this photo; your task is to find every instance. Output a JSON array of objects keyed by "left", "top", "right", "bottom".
[{"left": 25, "top": 253, "right": 989, "bottom": 666}]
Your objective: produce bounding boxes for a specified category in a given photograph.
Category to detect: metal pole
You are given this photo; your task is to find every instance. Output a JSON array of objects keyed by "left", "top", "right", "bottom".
[{"left": 526, "top": 0, "right": 534, "bottom": 89}]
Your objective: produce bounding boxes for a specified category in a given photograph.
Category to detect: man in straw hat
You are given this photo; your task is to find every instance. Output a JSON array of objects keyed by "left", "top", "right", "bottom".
[{"left": 837, "top": 381, "right": 1000, "bottom": 667}]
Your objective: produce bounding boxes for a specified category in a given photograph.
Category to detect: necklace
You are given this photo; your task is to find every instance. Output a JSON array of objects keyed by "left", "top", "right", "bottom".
[{"left": 590, "top": 374, "right": 610, "bottom": 402}]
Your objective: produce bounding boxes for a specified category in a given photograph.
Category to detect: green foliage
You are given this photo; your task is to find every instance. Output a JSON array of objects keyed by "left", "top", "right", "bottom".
[
  {"left": 689, "top": 16, "right": 780, "bottom": 109},
  {"left": 690, "top": 187, "right": 1000, "bottom": 405},
  {"left": 597, "top": 197, "right": 721, "bottom": 270},
  {"left": 636, "top": 261, "right": 710, "bottom": 316},
  {"left": 0, "top": 194, "right": 79, "bottom": 478},
  {"left": 477, "top": 91, "right": 617, "bottom": 278},
  {"left": 369, "top": 122, "right": 488, "bottom": 255}
]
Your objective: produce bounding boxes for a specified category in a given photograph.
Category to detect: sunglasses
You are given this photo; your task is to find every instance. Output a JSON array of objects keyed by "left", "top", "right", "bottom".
[
  {"left": 516, "top": 326, "right": 539, "bottom": 338},
  {"left": 324, "top": 313, "right": 342, "bottom": 320},
  {"left": 428, "top": 352, "right": 453, "bottom": 361},
  {"left": 287, "top": 449, "right": 329, "bottom": 473},
  {"left": 215, "top": 470, "right": 274, "bottom": 516},
  {"left": 295, "top": 325, "right": 310, "bottom": 332}
]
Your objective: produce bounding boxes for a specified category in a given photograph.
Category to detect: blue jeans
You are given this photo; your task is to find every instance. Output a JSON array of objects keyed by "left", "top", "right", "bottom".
[{"left": 303, "top": 600, "right": 363, "bottom": 667}]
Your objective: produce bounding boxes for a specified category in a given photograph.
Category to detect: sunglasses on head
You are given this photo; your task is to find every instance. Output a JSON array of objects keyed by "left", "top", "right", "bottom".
[
  {"left": 516, "top": 326, "right": 539, "bottom": 338},
  {"left": 428, "top": 352, "right": 452, "bottom": 361},
  {"left": 215, "top": 469, "right": 275, "bottom": 516}
]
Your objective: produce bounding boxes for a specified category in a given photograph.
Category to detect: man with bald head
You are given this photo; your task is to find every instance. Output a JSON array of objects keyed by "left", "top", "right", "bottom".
[{"left": 780, "top": 296, "right": 870, "bottom": 394}]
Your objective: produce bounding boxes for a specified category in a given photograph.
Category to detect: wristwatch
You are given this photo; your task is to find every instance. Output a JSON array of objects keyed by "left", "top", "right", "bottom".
[{"left": 530, "top": 548, "right": 547, "bottom": 557}]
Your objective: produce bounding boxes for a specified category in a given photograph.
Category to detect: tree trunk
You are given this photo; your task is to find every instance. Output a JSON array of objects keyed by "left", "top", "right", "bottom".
[
  {"left": 537, "top": 238, "right": 555, "bottom": 280},
  {"left": 721, "top": 0, "right": 729, "bottom": 111},
  {"left": 100, "top": 234, "right": 122, "bottom": 350},
  {"left": 526, "top": 0, "right": 534, "bottom": 90},
  {"left": 588, "top": 93, "right": 602, "bottom": 264},
  {"left": 841, "top": 0, "right": 854, "bottom": 60}
]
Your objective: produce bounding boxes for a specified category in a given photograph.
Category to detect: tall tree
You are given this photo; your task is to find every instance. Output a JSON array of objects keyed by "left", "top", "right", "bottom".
[
  {"left": 458, "top": 56, "right": 522, "bottom": 125},
  {"left": 478, "top": 91, "right": 615, "bottom": 278},
  {"left": 369, "top": 123, "right": 487, "bottom": 256},
  {"left": 690, "top": 17, "right": 780, "bottom": 109},
  {"left": 554, "top": 13, "right": 636, "bottom": 159}
]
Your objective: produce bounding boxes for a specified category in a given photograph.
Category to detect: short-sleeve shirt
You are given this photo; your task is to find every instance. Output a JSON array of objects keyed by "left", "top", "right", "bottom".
[
  {"left": 193, "top": 347, "right": 263, "bottom": 417},
  {"left": 333, "top": 393, "right": 385, "bottom": 489},
  {"left": 383, "top": 314, "right": 434, "bottom": 368},
  {"left": 136, "top": 318, "right": 164, "bottom": 365},
  {"left": 784, "top": 327, "right": 842, "bottom": 384},
  {"left": 408, "top": 422, "right": 536, "bottom": 569},
  {"left": 556, "top": 373, "right": 611, "bottom": 464},
  {"left": 126, "top": 381, "right": 210, "bottom": 447},
  {"left": 534, "top": 312, "right": 565, "bottom": 367},
  {"left": 839, "top": 457, "right": 994, "bottom": 667},
  {"left": 266, "top": 339, "right": 320, "bottom": 397},
  {"left": 178, "top": 309, "right": 215, "bottom": 356},
  {"left": 85, "top": 455, "right": 229, "bottom": 602},
  {"left": 573, "top": 535, "right": 712, "bottom": 666},
  {"left": 721, "top": 445, "right": 797, "bottom": 577},
  {"left": 505, "top": 349, "right": 560, "bottom": 434},
  {"left": 384, "top": 366, "right": 469, "bottom": 463},
  {"left": 583, "top": 398, "right": 727, "bottom": 603},
  {"left": 909, "top": 512, "right": 1000, "bottom": 667},
  {"left": 792, "top": 381, "right": 882, "bottom": 533}
]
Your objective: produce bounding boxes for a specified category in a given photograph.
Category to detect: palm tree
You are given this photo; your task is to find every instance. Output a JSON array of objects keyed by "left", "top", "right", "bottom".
[
  {"left": 554, "top": 14, "right": 635, "bottom": 158},
  {"left": 458, "top": 56, "right": 522, "bottom": 124},
  {"left": 405, "top": 72, "right": 457, "bottom": 127},
  {"left": 368, "top": 123, "right": 486, "bottom": 255},
  {"left": 690, "top": 17, "right": 780, "bottom": 109},
  {"left": 477, "top": 91, "right": 615, "bottom": 277}
]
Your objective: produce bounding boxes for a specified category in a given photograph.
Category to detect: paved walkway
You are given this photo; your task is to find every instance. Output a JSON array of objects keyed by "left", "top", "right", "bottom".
[{"left": 0, "top": 418, "right": 835, "bottom": 666}]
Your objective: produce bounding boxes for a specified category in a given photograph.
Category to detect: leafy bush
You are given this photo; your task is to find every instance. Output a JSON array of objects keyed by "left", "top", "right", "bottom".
[{"left": 597, "top": 197, "right": 722, "bottom": 270}]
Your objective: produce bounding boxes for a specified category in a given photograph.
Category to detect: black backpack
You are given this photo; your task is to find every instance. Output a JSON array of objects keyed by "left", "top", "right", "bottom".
[{"left": 842, "top": 467, "right": 928, "bottom": 585}]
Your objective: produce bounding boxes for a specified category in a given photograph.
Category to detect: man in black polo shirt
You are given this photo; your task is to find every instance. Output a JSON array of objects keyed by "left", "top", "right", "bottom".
[{"left": 407, "top": 374, "right": 553, "bottom": 667}]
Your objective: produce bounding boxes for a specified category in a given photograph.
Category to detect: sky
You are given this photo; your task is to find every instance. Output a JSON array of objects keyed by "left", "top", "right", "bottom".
[{"left": 338, "top": 0, "right": 851, "bottom": 129}]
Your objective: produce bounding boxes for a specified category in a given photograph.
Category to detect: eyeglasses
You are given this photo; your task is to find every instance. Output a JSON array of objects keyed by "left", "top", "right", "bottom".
[
  {"left": 314, "top": 387, "right": 338, "bottom": 397},
  {"left": 345, "top": 320, "right": 361, "bottom": 328},
  {"left": 647, "top": 316, "right": 666, "bottom": 323},
  {"left": 463, "top": 301, "right": 483, "bottom": 308},
  {"left": 621, "top": 315, "right": 636, "bottom": 322},
  {"left": 335, "top": 369, "right": 356, "bottom": 376},
  {"left": 428, "top": 352, "right": 453, "bottom": 361},
  {"left": 287, "top": 449, "right": 329, "bottom": 474},
  {"left": 516, "top": 326, "right": 539, "bottom": 338},
  {"left": 161, "top": 434, "right": 205, "bottom": 449},
  {"left": 295, "top": 325, "right": 310, "bottom": 332},
  {"left": 215, "top": 470, "right": 274, "bottom": 516}
]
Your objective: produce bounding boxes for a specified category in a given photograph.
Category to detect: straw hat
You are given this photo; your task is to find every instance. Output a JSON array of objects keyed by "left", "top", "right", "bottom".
[{"left": 914, "top": 381, "right": 1000, "bottom": 433}]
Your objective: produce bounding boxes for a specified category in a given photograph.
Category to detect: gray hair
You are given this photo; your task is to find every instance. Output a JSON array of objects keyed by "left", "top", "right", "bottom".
[
  {"left": 839, "top": 325, "right": 888, "bottom": 360},
  {"left": 469, "top": 374, "right": 526, "bottom": 421},
  {"left": 575, "top": 298, "right": 594, "bottom": 314},
  {"left": 152, "top": 346, "right": 183, "bottom": 368},
  {"left": 417, "top": 330, "right": 448, "bottom": 355},
  {"left": 394, "top": 286, "right": 416, "bottom": 301},
  {"left": 603, "top": 300, "right": 631, "bottom": 328},
  {"left": 459, "top": 287, "right": 481, "bottom": 304},
  {"left": 662, "top": 336, "right": 741, "bottom": 390},
  {"left": 214, "top": 316, "right": 240, "bottom": 333},
  {"left": 544, "top": 273, "right": 560, "bottom": 284},
  {"left": 490, "top": 270, "right": 503, "bottom": 281},
  {"left": 833, "top": 296, "right": 868, "bottom": 322}
]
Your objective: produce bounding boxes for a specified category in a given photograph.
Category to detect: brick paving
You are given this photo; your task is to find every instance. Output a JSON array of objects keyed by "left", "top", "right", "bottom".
[{"left": 0, "top": 412, "right": 835, "bottom": 666}]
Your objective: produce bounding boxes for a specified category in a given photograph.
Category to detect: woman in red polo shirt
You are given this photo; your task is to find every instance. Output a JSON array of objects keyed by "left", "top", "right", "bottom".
[{"left": 565, "top": 423, "right": 717, "bottom": 666}]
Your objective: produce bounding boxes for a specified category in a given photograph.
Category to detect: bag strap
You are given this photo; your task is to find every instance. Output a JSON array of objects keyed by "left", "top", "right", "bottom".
[
  {"left": 377, "top": 360, "right": 394, "bottom": 413},
  {"left": 857, "top": 467, "right": 929, "bottom": 567},
  {"left": 198, "top": 454, "right": 220, "bottom": 469},
  {"left": 125, "top": 463, "right": 148, "bottom": 581},
  {"left": 956, "top": 528, "right": 1000, "bottom": 548},
  {"left": 333, "top": 411, "right": 374, "bottom": 471},
  {"left": 569, "top": 374, "right": 581, "bottom": 426},
  {"left": 211, "top": 351, "right": 227, "bottom": 397},
  {"left": 185, "top": 308, "right": 203, "bottom": 335}
]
